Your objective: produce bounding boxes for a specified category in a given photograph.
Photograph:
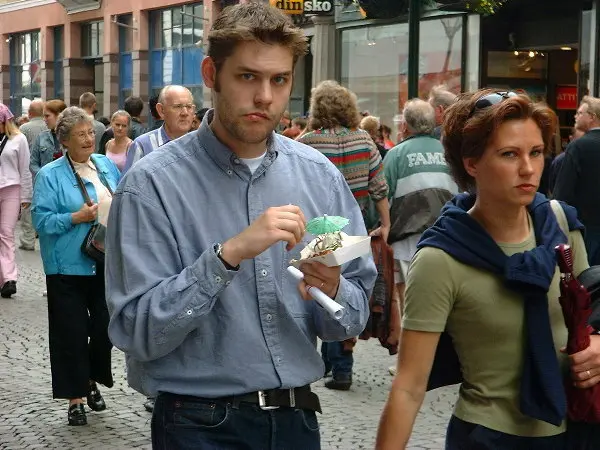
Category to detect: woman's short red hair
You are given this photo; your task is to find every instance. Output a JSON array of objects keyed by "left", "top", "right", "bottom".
[{"left": 443, "top": 89, "right": 557, "bottom": 191}]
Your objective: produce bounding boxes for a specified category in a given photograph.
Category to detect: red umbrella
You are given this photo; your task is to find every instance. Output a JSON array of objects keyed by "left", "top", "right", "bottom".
[{"left": 556, "top": 244, "right": 600, "bottom": 423}]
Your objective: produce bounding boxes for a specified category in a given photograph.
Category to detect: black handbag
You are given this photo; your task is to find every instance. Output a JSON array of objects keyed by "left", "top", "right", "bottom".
[{"left": 66, "top": 153, "right": 113, "bottom": 264}]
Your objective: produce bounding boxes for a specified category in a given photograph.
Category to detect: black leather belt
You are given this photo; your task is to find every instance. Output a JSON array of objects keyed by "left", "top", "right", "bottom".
[
  {"left": 229, "top": 385, "right": 321, "bottom": 413},
  {"left": 163, "top": 385, "right": 321, "bottom": 413}
]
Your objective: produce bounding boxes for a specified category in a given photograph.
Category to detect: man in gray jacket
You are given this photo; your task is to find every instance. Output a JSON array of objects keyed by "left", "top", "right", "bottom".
[{"left": 18, "top": 99, "right": 47, "bottom": 251}]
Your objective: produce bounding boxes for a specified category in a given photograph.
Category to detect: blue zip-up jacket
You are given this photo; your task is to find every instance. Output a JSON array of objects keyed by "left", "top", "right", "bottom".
[
  {"left": 30, "top": 129, "right": 60, "bottom": 178},
  {"left": 31, "top": 155, "right": 120, "bottom": 276}
]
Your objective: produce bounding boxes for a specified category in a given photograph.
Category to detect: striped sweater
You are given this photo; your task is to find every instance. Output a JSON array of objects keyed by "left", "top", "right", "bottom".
[{"left": 298, "top": 127, "right": 388, "bottom": 216}]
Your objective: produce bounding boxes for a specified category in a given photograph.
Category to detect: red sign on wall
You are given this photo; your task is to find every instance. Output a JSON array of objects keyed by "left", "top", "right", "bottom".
[{"left": 556, "top": 86, "right": 578, "bottom": 110}]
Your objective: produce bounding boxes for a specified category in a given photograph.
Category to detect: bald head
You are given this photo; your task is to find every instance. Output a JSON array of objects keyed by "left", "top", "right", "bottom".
[
  {"left": 28, "top": 99, "right": 44, "bottom": 118},
  {"left": 156, "top": 85, "right": 195, "bottom": 139},
  {"left": 158, "top": 85, "right": 192, "bottom": 104}
]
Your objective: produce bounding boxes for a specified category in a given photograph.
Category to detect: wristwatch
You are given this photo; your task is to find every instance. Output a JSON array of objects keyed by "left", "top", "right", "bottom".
[{"left": 214, "top": 243, "right": 240, "bottom": 271}]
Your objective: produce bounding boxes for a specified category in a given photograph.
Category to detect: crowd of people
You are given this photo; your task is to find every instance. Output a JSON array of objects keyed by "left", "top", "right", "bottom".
[{"left": 1, "top": 1, "right": 600, "bottom": 449}]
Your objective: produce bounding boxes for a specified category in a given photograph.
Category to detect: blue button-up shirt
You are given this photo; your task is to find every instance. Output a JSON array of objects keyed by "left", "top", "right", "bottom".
[
  {"left": 122, "top": 125, "right": 170, "bottom": 174},
  {"left": 106, "top": 111, "right": 376, "bottom": 398}
]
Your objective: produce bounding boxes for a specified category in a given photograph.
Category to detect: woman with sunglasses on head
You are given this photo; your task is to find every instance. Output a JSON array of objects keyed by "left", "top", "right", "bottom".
[{"left": 375, "top": 90, "right": 600, "bottom": 449}]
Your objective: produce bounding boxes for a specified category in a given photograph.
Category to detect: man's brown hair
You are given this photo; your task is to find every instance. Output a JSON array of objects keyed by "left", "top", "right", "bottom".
[
  {"left": 207, "top": 2, "right": 309, "bottom": 72},
  {"left": 443, "top": 89, "right": 557, "bottom": 192},
  {"left": 79, "top": 92, "right": 97, "bottom": 109}
]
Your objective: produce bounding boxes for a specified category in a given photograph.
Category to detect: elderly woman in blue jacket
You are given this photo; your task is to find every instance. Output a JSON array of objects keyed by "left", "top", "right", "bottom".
[{"left": 32, "top": 107, "right": 120, "bottom": 427}]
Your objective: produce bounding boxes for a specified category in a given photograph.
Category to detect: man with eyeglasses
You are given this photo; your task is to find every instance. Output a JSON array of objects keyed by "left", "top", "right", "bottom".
[
  {"left": 122, "top": 85, "right": 195, "bottom": 174},
  {"left": 554, "top": 96, "right": 600, "bottom": 265}
]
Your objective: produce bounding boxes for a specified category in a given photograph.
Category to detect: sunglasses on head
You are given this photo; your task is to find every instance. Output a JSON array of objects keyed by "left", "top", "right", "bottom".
[{"left": 469, "top": 91, "right": 519, "bottom": 117}]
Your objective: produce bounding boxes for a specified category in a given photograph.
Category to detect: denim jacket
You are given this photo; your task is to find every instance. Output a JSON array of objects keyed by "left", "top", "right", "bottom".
[
  {"left": 32, "top": 155, "right": 120, "bottom": 276},
  {"left": 30, "top": 129, "right": 60, "bottom": 178}
]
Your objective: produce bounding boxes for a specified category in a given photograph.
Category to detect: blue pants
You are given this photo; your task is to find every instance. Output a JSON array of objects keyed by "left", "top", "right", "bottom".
[
  {"left": 151, "top": 392, "right": 321, "bottom": 450},
  {"left": 445, "top": 416, "right": 566, "bottom": 450},
  {"left": 321, "top": 341, "right": 353, "bottom": 378}
]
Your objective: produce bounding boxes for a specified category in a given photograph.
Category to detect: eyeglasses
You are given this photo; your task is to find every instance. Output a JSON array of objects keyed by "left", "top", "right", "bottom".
[
  {"left": 169, "top": 103, "right": 196, "bottom": 112},
  {"left": 72, "top": 130, "right": 96, "bottom": 140},
  {"left": 469, "top": 91, "right": 519, "bottom": 118}
]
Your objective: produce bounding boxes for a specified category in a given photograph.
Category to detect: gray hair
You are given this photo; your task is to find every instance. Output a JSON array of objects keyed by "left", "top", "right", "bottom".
[
  {"left": 403, "top": 99, "right": 436, "bottom": 135},
  {"left": 55, "top": 106, "right": 93, "bottom": 143},
  {"left": 428, "top": 85, "right": 457, "bottom": 109},
  {"left": 111, "top": 109, "right": 131, "bottom": 124}
]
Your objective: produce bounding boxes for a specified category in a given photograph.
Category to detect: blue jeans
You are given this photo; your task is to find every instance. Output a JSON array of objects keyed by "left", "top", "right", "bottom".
[
  {"left": 151, "top": 392, "right": 321, "bottom": 450},
  {"left": 321, "top": 341, "right": 353, "bottom": 378},
  {"left": 445, "top": 416, "right": 566, "bottom": 450}
]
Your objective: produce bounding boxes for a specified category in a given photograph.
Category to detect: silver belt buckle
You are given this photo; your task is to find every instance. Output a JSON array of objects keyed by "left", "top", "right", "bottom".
[{"left": 258, "top": 390, "right": 280, "bottom": 410}]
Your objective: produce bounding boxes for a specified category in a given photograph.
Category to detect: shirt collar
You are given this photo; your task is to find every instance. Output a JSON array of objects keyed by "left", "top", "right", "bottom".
[{"left": 197, "top": 109, "right": 278, "bottom": 176}]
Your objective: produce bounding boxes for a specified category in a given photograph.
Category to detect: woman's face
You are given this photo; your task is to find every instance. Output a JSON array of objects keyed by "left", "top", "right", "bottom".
[
  {"left": 44, "top": 109, "right": 58, "bottom": 130},
  {"left": 111, "top": 114, "right": 129, "bottom": 139},
  {"left": 464, "top": 118, "right": 545, "bottom": 208},
  {"left": 62, "top": 122, "right": 96, "bottom": 161}
]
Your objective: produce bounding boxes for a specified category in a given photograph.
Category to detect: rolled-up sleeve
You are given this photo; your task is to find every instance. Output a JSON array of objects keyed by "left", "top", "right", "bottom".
[
  {"left": 105, "top": 188, "right": 240, "bottom": 362},
  {"left": 31, "top": 172, "right": 74, "bottom": 235},
  {"left": 312, "top": 173, "right": 377, "bottom": 340}
]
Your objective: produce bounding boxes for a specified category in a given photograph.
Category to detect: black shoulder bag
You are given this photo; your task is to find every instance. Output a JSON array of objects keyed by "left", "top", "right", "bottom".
[{"left": 66, "top": 153, "right": 113, "bottom": 264}]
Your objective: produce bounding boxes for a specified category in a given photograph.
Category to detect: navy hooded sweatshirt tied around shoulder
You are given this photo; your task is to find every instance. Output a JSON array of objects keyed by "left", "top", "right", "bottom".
[{"left": 418, "top": 192, "right": 584, "bottom": 426}]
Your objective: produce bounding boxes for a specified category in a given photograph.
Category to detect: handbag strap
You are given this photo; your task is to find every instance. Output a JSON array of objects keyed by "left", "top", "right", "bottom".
[
  {"left": 66, "top": 153, "right": 113, "bottom": 206},
  {"left": 0, "top": 134, "right": 9, "bottom": 159}
]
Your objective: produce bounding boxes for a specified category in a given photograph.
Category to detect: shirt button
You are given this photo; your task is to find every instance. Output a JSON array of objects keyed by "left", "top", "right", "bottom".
[
  {"left": 234, "top": 158, "right": 241, "bottom": 164},
  {"left": 261, "top": 269, "right": 268, "bottom": 277},
  {"left": 225, "top": 281, "right": 231, "bottom": 286},
  {"left": 215, "top": 275, "right": 222, "bottom": 283},
  {"left": 187, "top": 310, "right": 193, "bottom": 315},
  {"left": 226, "top": 170, "right": 233, "bottom": 175},
  {"left": 266, "top": 314, "right": 272, "bottom": 322}
]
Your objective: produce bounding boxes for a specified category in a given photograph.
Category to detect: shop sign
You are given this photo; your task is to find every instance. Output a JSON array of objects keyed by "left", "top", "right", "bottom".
[
  {"left": 556, "top": 85, "right": 578, "bottom": 110},
  {"left": 270, "top": 0, "right": 334, "bottom": 15}
]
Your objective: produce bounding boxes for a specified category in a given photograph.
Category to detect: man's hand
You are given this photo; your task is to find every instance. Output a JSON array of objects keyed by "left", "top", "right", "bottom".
[
  {"left": 568, "top": 335, "right": 600, "bottom": 389},
  {"left": 298, "top": 261, "right": 341, "bottom": 300},
  {"left": 221, "top": 205, "right": 306, "bottom": 267},
  {"left": 72, "top": 203, "right": 98, "bottom": 224}
]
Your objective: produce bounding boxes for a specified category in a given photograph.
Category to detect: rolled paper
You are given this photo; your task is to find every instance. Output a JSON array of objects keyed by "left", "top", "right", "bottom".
[{"left": 286, "top": 266, "right": 345, "bottom": 320}]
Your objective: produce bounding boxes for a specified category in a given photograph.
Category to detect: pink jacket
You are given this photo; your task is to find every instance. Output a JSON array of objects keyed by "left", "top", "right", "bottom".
[{"left": 0, "top": 133, "right": 33, "bottom": 202}]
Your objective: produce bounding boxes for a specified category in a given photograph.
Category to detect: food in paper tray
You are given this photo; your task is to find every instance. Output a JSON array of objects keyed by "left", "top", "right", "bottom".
[{"left": 290, "top": 231, "right": 372, "bottom": 268}]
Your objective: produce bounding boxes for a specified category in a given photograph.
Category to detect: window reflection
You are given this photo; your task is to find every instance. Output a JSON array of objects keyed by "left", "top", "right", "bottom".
[{"left": 341, "top": 17, "right": 464, "bottom": 132}]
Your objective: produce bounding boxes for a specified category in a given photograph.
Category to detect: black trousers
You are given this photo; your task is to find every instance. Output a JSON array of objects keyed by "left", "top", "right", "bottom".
[{"left": 47, "top": 269, "right": 114, "bottom": 399}]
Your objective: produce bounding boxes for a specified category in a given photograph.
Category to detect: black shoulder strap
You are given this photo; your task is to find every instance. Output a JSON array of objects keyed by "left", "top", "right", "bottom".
[
  {"left": 66, "top": 153, "right": 93, "bottom": 206},
  {"left": 0, "top": 134, "right": 9, "bottom": 158}
]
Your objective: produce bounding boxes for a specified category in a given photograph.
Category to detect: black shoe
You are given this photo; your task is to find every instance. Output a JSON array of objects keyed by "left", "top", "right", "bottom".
[
  {"left": 87, "top": 383, "right": 106, "bottom": 412},
  {"left": 68, "top": 403, "right": 87, "bottom": 426},
  {"left": 1, "top": 281, "right": 16, "bottom": 298},
  {"left": 325, "top": 375, "right": 352, "bottom": 391},
  {"left": 143, "top": 397, "right": 155, "bottom": 413}
]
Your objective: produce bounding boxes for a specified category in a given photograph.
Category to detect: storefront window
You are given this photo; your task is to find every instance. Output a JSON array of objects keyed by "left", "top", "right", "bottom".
[
  {"left": 579, "top": 7, "right": 593, "bottom": 98},
  {"left": 9, "top": 31, "right": 41, "bottom": 116},
  {"left": 341, "top": 24, "right": 409, "bottom": 132},
  {"left": 341, "top": 16, "right": 464, "bottom": 133},
  {"left": 150, "top": 3, "right": 204, "bottom": 107},
  {"left": 82, "top": 21, "right": 104, "bottom": 58},
  {"left": 54, "top": 26, "right": 64, "bottom": 100},
  {"left": 419, "top": 17, "right": 464, "bottom": 99}
]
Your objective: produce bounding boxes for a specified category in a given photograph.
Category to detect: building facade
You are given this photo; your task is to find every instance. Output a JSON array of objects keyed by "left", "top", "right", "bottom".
[{"left": 0, "top": 0, "right": 225, "bottom": 118}]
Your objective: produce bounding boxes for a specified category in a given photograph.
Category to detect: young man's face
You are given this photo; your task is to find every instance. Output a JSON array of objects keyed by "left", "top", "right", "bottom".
[{"left": 203, "top": 41, "right": 294, "bottom": 147}]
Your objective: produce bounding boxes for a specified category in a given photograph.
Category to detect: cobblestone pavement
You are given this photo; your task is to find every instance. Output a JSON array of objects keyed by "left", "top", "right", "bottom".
[{"left": 0, "top": 241, "right": 458, "bottom": 449}]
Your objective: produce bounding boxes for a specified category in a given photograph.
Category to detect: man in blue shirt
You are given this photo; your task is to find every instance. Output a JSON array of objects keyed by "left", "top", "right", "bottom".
[
  {"left": 105, "top": 3, "right": 376, "bottom": 449},
  {"left": 121, "top": 85, "right": 194, "bottom": 174}
]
